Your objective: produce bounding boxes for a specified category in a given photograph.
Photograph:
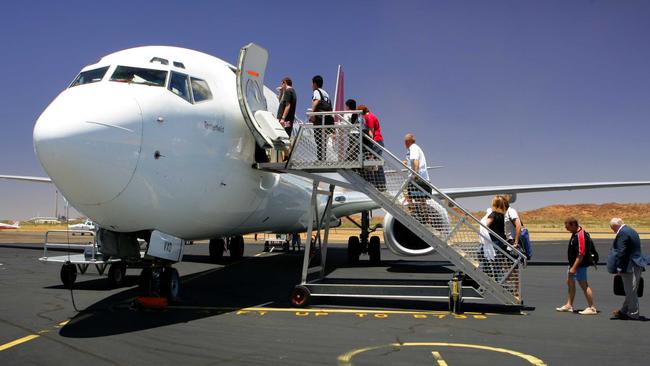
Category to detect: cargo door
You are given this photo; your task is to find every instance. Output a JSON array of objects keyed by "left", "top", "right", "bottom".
[{"left": 236, "top": 43, "right": 289, "bottom": 149}]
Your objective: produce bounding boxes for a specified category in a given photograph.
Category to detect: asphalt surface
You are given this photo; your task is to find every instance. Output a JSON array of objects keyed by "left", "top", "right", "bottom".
[{"left": 0, "top": 237, "right": 648, "bottom": 365}]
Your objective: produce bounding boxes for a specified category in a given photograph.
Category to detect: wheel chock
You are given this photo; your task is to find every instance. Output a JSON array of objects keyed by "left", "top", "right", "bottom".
[{"left": 136, "top": 296, "right": 168, "bottom": 309}]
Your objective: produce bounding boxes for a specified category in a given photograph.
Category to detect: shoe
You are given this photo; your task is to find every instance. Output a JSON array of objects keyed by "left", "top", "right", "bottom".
[
  {"left": 579, "top": 307, "right": 597, "bottom": 315},
  {"left": 612, "top": 309, "right": 629, "bottom": 320},
  {"left": 556, "top": 305, "right": 573, "bottom": 312}
]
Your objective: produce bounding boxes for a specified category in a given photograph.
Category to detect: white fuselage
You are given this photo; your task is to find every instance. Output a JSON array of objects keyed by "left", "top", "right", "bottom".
[{"left": 33, "top": 46, "right": 316, "bottom": 239}]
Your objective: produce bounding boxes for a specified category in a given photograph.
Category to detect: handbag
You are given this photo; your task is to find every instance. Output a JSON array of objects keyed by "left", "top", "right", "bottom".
[{"left": 613, "top": 274, "right": 644, "bottom": 297}]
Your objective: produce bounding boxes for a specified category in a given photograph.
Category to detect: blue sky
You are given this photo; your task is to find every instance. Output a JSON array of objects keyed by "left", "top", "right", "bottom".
[{"left": 1, "top": 0, "right": 649, "bottom": 220}]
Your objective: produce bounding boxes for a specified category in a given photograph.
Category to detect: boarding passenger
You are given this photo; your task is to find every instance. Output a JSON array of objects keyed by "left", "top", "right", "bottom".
[
  {"left": 358, "top": 105, "right": 384, "bottom": 151},
  {"left": 277, "top": 77, "right": 297, "bottom": 137},
  {"left": 345, "top": 99, "right": 361, "bottom": 161},
  {"left": 277, "top": 77, "right": 297, "bottom": 161},
  {"left": 485, "top": 196, "right": 507, "bottom": 251},
  {"left": 358, "top": 105, "right": 386, "bottom": 191},
  {"left": 403, "top": 133, "right": 432, "bottom": 225},
  {"left": 501, "top": 195, "right": 522, "bottom": 249},
  {"left": 345, "top": 99, "right": 359, "bottom": 125},
  {"left": 485, "top": 196, "right": 511, "bottom": 280},
  {"left": 608, "top": 218, "right": 647, "bottom": 320},
  {"left": 556, "top": 217, "right": 597, "bottom": 315},
  {"left": 479, "top": 208, "right": 497, "bottom": 277},
  {"left": 310, "top": 75, "right": 333, "bottom": 160}
]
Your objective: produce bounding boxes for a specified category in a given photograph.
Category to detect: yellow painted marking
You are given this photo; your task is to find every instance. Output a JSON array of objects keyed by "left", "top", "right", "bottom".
[
  {"left": 373, "top": 313, "right": 388, "bottom": 318},
  {"left": 314, "top": 312, "right": 328, "bottom": 317},
  {"left": 58, "top": 320, "right": 69, "bottom": 326},
  {"left": 337, "top": 342, "right": 547, "bottom": 366},
  {"left": 432, "top": 351, "right": 449, "bottom": 366},
  {"left": 0, "top": 334, "right": 40, "bottom": 351},
  {"left": 295, "top": 311, "right": 309, "bottom": 317},
  {"left": 242, "top": 307, "right": 457, "bottom": 316},
  {"left": 163, "top": 305, "right": 494, "bottom": 318}
]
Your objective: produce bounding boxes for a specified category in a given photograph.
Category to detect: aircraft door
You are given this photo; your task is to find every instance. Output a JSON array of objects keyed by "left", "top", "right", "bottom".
[{"left": 236, "top": 43, "right": 289, "bottom": 150}]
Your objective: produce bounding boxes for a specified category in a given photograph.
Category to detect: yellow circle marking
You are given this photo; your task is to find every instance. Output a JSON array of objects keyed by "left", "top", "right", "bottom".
[{"left": 337, "top": 342, "right": 547, "bottom": 366}]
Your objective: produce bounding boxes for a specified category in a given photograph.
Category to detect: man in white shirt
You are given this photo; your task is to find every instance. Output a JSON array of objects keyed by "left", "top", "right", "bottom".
[
  {"left": 310, "top": 75, "right": 332, "bottom": 160},
  {"left": 403, "top": 133, "right": 432, "bottom": 224},
  {"left": 404, "top": 133, "right": 429, "bottom": 181}
]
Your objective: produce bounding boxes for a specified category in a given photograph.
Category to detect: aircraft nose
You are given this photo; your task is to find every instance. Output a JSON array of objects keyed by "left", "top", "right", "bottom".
[{"left": 34, "top": 87, "right": 143, "bottom": 205}]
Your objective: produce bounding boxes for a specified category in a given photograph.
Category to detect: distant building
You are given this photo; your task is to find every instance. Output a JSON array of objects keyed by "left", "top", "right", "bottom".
[{"left": 29, "top": 217, "right": 61, "bottom": 224}]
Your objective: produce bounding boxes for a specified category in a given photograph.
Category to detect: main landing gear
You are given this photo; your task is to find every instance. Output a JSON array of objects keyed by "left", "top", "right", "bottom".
[
  {"left": 346, "top": 210, "right": 382, "bottom": 265},
  {"left": 208, "top": 235, "right": 245, "bottom": 262}
]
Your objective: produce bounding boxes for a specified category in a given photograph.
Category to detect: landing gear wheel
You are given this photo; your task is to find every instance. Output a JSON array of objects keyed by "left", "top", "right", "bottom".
[
  {"left": 60, "top": 263, "right": 77, "bottom": 288},
  {"left": 290, "top": 285, "right": 311, "bottom": 307},
  {"left": 108, "top": 262, "right": 126, "bottom": 288},
  {"left": 161, "top": 267, "right": 180, "bottom": 303},
  {"left": 138, "top": 268, "right": 154, "bottom": 296},
  {"left": 209, "top": 238, "right": 225, "bottom": 262},
  {"left": 229, "top": 236, "right": 244, "bottom": 260},
  {"left": 347, "top": 236, "right": 360, "bottom": 264},
  {"left": 368, "top": 236, "right": 381, "bottom": 264}
]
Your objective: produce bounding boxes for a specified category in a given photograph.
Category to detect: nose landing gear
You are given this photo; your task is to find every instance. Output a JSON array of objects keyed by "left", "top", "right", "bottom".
[{"left": 136, "top": 265, "right": 181, "bottom": 308}]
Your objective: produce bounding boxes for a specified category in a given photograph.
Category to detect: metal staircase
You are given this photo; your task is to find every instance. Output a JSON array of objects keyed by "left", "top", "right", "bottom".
[{"left": 259, "top": 116, "right": 526, "bottom": 306}]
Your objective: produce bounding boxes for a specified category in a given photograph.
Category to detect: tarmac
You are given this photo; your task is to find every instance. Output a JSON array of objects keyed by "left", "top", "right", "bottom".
[{"left": 0, "top": 234, "right": 648, "bottom": 366}]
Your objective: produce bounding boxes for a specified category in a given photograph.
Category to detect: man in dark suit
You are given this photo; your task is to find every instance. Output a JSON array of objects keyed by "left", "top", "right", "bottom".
[{"left": 609, "top": 218, "right": 647, "bottom": 319}]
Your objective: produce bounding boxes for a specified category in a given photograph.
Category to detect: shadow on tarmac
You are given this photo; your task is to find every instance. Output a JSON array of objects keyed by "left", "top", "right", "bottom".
[{"left": 59, "top": 247, "right": 527, "bottom": 338}]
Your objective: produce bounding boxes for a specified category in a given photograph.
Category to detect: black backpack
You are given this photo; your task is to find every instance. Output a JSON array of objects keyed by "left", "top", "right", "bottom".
[
  {"left": 314, "top": 89, "right": 334, "bottom": 125},
  {"left": 579, "top": 230, "right": 599, "bottom": 266}
]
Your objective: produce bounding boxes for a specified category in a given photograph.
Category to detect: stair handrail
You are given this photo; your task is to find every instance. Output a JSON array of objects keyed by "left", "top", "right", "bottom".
[{"left": 359, "top": 133, "right": 527, "bottom": 265}]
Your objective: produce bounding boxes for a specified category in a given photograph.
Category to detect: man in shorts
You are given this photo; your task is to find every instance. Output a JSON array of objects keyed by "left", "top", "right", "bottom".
[
  {"left": 556, "top": 217, "right": 597, "bottom": 315},
  {"left": 277, "top": 77, "right": 296, "bottom": 161}
]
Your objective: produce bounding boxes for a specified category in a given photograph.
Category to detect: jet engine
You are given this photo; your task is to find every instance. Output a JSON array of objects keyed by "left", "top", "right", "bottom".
[{"left": 382, "top": 201, "right": 451, "bottom": 256}]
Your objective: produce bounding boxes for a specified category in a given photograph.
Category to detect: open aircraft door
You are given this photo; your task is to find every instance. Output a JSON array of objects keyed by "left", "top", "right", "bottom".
[{"left": 236, "top": 43, "right": 289, "bottom": 149}]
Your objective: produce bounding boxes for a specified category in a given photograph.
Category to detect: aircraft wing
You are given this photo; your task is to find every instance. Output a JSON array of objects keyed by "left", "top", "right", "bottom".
[
  {"left": 331, "top": 181, "right": 650, "bottom": 218},
  {"left": 440, "top": 181, "right": 650, "bottom": 199},
  {"left": 0, "top": 175, "right": 52, "bottom": 183}
]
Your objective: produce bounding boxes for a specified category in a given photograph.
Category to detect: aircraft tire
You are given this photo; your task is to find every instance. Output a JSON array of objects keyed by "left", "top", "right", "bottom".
[
  {"left": 108, "top": 262, "right": 126, "bottom": 288},
  {"left": 60, "top": 263, "right": 77, "bottom": 289},
  {"left": 368, "top": 236, "right": 381, "bottom": 264},
  {"left": 161, "top": 267, "right": 180, "bottom": 303},
  {"left": 209, "top": 238, "right": 225, "bottom": 262},
  {"left": 347, "top": 236, "right": 360, "bottom": 264},
  {"left": 230, "top": 236, "right": 244, "bottom": 260}
]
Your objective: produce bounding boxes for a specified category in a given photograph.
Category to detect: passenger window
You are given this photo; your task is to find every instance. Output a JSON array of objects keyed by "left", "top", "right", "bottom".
[
  {"left": 110, "top": 66, "right": 167, "bottom": 86},
  {"left": 169, "top": 72, "right": 191, "bottom": 102},
  {"left": 191, "top": 78, "right": 213, "bottom": 103},
  {"left": 70, "top": 66, "right": 109, "bottom": 87}
]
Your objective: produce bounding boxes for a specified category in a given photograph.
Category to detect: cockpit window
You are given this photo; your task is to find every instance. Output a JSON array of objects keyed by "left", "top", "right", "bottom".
[
  {"left": 191, "top": 77, "right": 212, "bottom": 103},
  {"left": 169, "top": 72, "right": 191, "bottom": 102},
  {"left": 110, "top": 66, "right": 167, "bottom": 86},
  {"left": 69, "top": 66, "right": 109, "bottom": 87}
]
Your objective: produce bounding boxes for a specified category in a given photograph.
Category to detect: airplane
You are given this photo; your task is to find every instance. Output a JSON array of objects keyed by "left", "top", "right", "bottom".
[
  {"left": 0, "top": 221, "right": 20, "bottom": 230},
  {"left": 2, "top": 43, "right": 650, "bottom": 301}
]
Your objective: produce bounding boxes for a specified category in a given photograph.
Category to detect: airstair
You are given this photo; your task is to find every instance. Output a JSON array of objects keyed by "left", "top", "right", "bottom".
[
  {"left": 234, "top": 43, "right": 525, "bottom": 308},
  {"left": 258, "top": 115, "right": 526, "bottom": 307}
]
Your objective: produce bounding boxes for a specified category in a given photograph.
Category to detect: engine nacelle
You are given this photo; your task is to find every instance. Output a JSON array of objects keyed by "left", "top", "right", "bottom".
[{"left": 382, "top": 201, "right": 452, "bottom": 256}]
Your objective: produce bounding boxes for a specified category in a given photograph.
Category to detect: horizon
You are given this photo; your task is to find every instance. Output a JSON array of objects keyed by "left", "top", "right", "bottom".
[{"left": 1, "top": 0, "right": 649, "bottom": 220}]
